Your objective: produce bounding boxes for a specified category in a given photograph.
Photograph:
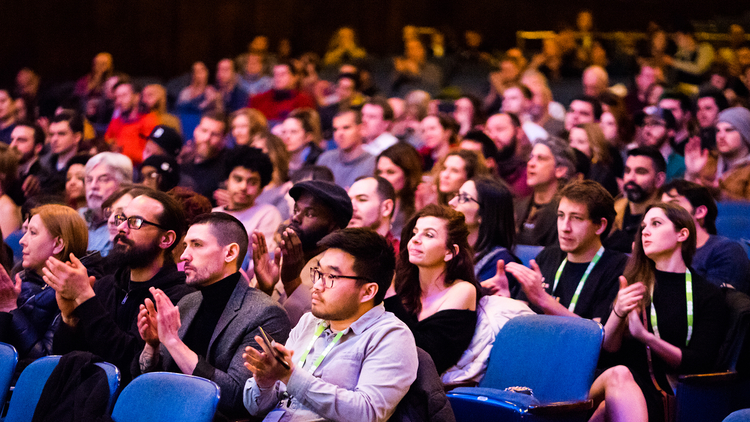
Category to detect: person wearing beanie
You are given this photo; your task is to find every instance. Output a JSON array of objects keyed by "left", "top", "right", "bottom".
[
  {"left": 250, "top": 179, "right": 353, "bottom": 325},
  {"left": 686, "top": 106, "right": 750, "bottom": 200},
  {"left": 140, "top": 154, "right": 181, "bottom": 192}
]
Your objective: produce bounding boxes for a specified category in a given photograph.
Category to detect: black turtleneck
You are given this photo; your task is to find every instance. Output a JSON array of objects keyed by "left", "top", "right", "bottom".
[{"left": 180, "top": 272, "right": 240, "bottom": 361}]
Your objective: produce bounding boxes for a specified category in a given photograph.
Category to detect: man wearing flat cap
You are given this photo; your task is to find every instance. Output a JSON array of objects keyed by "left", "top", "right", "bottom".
[
  {"left": 251, "top": 180, "right": 353, "bottom": 324},
  {"left": 634, "top": 105, "right": 685, "bottom": 181},
  {"left": 686, "top": 106, "right": 750, "bottom": 201}
]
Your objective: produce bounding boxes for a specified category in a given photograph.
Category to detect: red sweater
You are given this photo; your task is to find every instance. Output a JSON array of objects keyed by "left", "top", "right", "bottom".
[
  {"left": 248, "top": 90, "right": 315, "bottom": 123},
  {"left": 105, "top": 112, "right": 159, "bottom": 165}
]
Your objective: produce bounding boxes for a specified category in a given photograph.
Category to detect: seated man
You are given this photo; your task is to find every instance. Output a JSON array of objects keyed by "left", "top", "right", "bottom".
[
  {"left": 347, "top": 176, "right": 398, "bottom": 251},
  {"left": 662, "top": 179, "right": 750, "bottom": 293},
  {"left": 504, "top": 180, "right": 627, "bottom": 323},
  {"left": 137, "top": 213, "right": 291, "bottom": 420},
  {"left": 243, "top": 228, "right": 418, "bottom": 422},
  {"left": 46, "top": 189, "right": 194, "bottom": 381},
  {"left": 213, "top": 146, "right": 282, "bottom": 267},
  {"left": 316, "top": 109, "right": 376, "bottom": 190}
]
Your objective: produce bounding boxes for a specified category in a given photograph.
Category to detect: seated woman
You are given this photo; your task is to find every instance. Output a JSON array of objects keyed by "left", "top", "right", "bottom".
[
  {"left": 589, "top": 203, "right": 728, "bottom": 422},
  {"left": 0, "top": 204, "right": 93, "bottom": 364},
  {"left": 376, "top": 143, "right": 423, "bottom": 240},
  {"left": 280, "top": 108, "right": 324, "bottom": 174},
  {"left": 433, "top": 149, "right": 488, "bottom": 206},
  {"left": 449, "top": 175, "right": 521, "bottom": 294},
  {"left": 568, "top": 123, "right": 619, "bottom": 197},
  {"left": 385, "top": 204, "right": 481, "bottom": 374}
]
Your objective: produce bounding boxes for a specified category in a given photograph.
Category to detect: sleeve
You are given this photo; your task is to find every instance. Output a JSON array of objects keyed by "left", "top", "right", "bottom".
[
  {"left": 10, "top": 307, "right": 56, "bottom": 357},
  {"left": 704, "top": 241, "right": 750, "bottom": 292},
  {"left": 61, "top": 295, "right": 143, "bottom": 371},
  {"left": 244, "top": 378, "right": 286, "bottom": 416},
  {"left": 194, "top": 305, "right": 291, "bottom": 418},
  {"left": 672, "top": 44, "right": 715, "bottom": 75},
  {"left": 285, "top": 325, "right": 418, "bottom": 422},
  {"left": 678, "top": 281, "right": 728, "bottom": 373}
]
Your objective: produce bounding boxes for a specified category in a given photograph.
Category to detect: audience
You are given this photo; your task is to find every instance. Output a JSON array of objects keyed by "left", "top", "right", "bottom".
[{"left": 316, "top": 109, "right": 376, "bottom": 189}]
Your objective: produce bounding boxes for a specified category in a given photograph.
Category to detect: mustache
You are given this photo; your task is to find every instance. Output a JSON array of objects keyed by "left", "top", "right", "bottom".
[{"left": 114, "top": 233, "right": 134, "bottom": 246}]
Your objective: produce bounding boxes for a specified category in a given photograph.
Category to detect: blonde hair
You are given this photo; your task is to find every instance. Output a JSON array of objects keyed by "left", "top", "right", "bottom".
[
  {"left": 230, "top": 108, "right": 268, "bottom": 144},
  {"left": 32, "top": 204, "right": 88, "bottom": 261},
  {"left": 574, "top": 122, "right": 611, "bottom": 164}
]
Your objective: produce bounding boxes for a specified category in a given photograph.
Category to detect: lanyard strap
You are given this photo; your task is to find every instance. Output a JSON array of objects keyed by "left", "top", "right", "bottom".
[
  {"left": 552, "top": 246, "right": 604, "bottom": 313},
  {"left": 650, "top": 269, "right": 693, "bottom": 347},
  {"left": 296, "top": 322, "right": 345, "bottom": 374}
]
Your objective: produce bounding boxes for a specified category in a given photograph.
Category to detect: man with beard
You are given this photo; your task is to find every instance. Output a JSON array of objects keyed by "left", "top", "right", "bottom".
[
  {"left": 81, "top": 152, "right": 133, "bottom": 256},
  {"left": 179, "top": 111, "right": 228, "bottom": 204},
  {"left": 212, "top": 146, "right": 282, "bottom": 270},
  {"left": 45, "top": 189, "right": 194, "bottom": 381},
  {"left": 695, "top": 88, "right": 729, "bottom": 151},
  {"left": 104, "top": 80, "right": 159, "bottom": 166},
  {"left": 634, "top": 106, "right": 684, "bottom": 180},
  {"left": 605, "top": 147, "right": 666, "bottom": 253},
  {"left": 9, "top": 121, "right": 49, "bottom": 199},
  {"left": 251, "top": 180, "right": 353, "bottom": 325},
  {"left": 137, "top": 213, "right": 290, "bottom": 420},
  {"left": 243, "top": 228, "right": 417, "bottom": 422},
  {"left": 484, "top": 112, "right": 532, "bottom": 198},
  {"left": 347, "top": 176, "right": 397, "bottom": 251}
]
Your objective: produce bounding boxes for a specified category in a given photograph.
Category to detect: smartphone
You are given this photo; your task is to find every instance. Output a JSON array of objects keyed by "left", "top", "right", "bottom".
[{"left": 258, "top": 327, "right": 290, "bottom": 369}]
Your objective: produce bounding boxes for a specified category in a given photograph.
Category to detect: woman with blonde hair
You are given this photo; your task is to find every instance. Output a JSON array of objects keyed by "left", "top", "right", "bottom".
[
  {"left": 0, "top": 204, "right": 97, "bottom": 362},
  {"left": 229, "top": 108, "right": 268, "bottom": 147}
]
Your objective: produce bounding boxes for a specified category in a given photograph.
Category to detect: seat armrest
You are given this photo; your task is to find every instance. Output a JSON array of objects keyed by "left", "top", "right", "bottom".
[
  {"left": 443, "top": 380, "right": 478, "bottom": 392},
  {"left": 677, "top": 371, "right": 739, "bottom": 385},
  {"left": 528, "top": 399, "right": 594, "bottom": 416}
]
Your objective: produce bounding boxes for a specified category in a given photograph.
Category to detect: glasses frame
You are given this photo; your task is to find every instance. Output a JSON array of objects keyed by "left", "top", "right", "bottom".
[
  {"left": 451, "top": 192, "right": 481, "bottom": 205},
  {"left": 113, "top": 213, "right": 167, "bottom": 231},
  {"left": 310, "top": 267, "right": 373, "bottom": 289}
]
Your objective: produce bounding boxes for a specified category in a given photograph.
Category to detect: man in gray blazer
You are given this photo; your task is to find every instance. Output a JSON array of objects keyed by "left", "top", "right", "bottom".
[{"left": 136, "top": 212, "right": 291, "bottom": 421}]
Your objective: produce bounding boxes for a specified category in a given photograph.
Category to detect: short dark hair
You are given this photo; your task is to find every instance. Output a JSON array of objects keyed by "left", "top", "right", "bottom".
[
  {"left": 14, "top": 120, "right": 45, "bottom": 146},
  {"left": 697, "top": 88, "right": 729, "bottom": 112},
  {"left": 570, "top": 95, "right": 603, "bottom": 120},
  {"left": 504, "top": 83, "right": 532, "bottom": 100},
  {"left": 225, "top": 146, "right": 274, "bottom": 188},
  {"left": 50, "top": 110, "right": 84, "bottom": 134},
  {"left": 191, "top": 212, "right": 249, "bottom": 271},
  {"left": 200, "top": 110, "right": 228, "bottom": 133},
  {"left": 627, "top": 146, "right": 667, "bottom": 174},
  {"left": 661, "top": 179, "right": 718, "bottom": 234},
  {"left": 363, "top": 97, "right": 394, "bottom": 121},
  {"left": 102, "top": 186, "right": 150, "bottom": 212},
  {"left": 291, "top": 165, "right": 334, "bottom": 183},
  {"left": 317, "top": 228, "right": 396, "bottom": 305},
  {"left": 558, "top": 179, "right": 616, "bottom": 238},
  {"left": 334, "top": 108, "right": 362, "bottom": 125},
  {"left": 462, "top": 130, "right": 498, "bottom": 160},
  {"left": 113, "top": 79, "right": 141, "bottom": 94},
  {"left": 353, "top": 175, "right": 396, "bottom": 219},
  {"left": 659, "top": 90, "right": 692, "bottom": 113},
  {"left": 504, "top": 112, "right": 522, "bottom": 128},
  {"left": 135, "top": 189, "right": 186, "bottom": 254}
]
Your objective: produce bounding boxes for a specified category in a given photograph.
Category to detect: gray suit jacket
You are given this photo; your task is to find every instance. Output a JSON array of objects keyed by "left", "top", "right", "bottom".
[{"left": 162, "top": 277, "right": 292, "bottom": 419}]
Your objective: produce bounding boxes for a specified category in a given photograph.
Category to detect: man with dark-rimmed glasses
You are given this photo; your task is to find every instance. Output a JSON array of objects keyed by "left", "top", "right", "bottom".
[
  {"left": 45, "top": 188, "right": 194, "bottom": 382},
  {"left": 243, "top": 228, "right": 418, "bottom": 422}
]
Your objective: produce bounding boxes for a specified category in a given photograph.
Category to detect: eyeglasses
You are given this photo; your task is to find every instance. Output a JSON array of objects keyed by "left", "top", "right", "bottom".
[
  {"left": 310, "top": 267, "right": 372, "bottom": 289},
  {"left": 113, "top": 213, "right": 167, "bottom": 230},
  {"left": 450, "top": 192, "right": 481, "bottom": 205}
]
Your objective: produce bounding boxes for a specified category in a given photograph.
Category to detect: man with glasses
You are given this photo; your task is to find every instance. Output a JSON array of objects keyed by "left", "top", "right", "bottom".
[
  {"left": 252, "top": 180, "right": 353, "bottom": 325},
  {"left": 136, "top": 213, "right": 291, "bottom": 420},
  {"left": 492, "top": 180, "right": 626, "bottom": 323},
  {"left": 634, "top": 106, "right": 684, "bottom": 181},
  {"left": 243, "top": 228, "right": 418, "bottom": 422},
  {"left": 45, "top": 189, "right": 194, "bottom": 382}
]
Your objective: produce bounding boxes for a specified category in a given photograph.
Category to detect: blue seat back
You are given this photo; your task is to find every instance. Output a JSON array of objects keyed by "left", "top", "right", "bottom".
[
  {"left": 4, "top": 356, "right": 61, "bottom": 422},
  {"left": 0, "top": 343, "right": 18, "bottom": 406},
  {"left": 513, "top": 245, "right": 544, "bottom": 267},
  {"left": 94, "top": 362, "right": 121, "bottom": 412},
  {"left": 479, "top": 315, "right": 603, "bottom": 404},
  {"left": 111, "top": 372, "right": 220, "bottom": 422},
  {"left": 716, "top": 201, "right": 750, "bottom": 242}
]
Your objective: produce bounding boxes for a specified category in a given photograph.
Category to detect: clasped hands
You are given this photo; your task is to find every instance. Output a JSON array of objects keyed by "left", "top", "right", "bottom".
[
  {"left": 243, "top": 335, "right": 295, "bottom": 389},
  {"left": 251, "top": 229, "right": 305, "bottom": 296},
  {"left": 42, "top": 254, "right": 96, "bottom": 322},
  {"left": 613, "top": 276, "right": 651, "bottom": 342},
  {"left": 137, "top": 287, "right": 181, "bottom": 350}
]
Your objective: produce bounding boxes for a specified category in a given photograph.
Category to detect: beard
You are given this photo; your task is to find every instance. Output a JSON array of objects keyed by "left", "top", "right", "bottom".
[
  {"left": 623, "top": 181, "right": 652, "bottom": 204},
  {"left": 107, "top": 234, "right": 163, "bottom": 269},
  {"left": 288, "top": 222, "right": 332, "bottom": 252}
]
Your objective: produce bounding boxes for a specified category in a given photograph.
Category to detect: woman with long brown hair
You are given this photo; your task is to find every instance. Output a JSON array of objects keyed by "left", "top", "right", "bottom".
[{"left": 589, "top": 203, "right": 727, "bottom": 422}]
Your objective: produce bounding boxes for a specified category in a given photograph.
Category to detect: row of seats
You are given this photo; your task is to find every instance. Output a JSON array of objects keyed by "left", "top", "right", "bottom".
[{"left": 0, "top": 347, "right": 220, "bottom": 422}]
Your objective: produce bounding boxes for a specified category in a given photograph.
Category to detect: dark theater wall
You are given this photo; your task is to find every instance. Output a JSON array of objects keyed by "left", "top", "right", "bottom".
[{"left": 1, "top": 0, "right": 747, "bottom": 83}]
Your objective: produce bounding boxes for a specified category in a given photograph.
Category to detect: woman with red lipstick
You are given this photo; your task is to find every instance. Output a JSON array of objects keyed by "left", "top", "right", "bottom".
[
  {"left": 385, "top": 204, "right": 480, "bottom": 374},
  {"left": 588, "top": 203, "right": 727, "bottom": 422},
  {"left": 0, "top": 204, "right": 94, "bottom": 363}
]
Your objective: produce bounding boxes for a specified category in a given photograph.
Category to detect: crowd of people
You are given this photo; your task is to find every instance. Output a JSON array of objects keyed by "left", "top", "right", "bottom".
[{"left": 0, "top": 13, "right": 749, "bottom": 422}]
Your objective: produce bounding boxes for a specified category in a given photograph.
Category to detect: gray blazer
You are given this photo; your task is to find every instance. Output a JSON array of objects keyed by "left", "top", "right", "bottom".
[{"left": 162, "top": 278, "right": 292, "bottom": 419}]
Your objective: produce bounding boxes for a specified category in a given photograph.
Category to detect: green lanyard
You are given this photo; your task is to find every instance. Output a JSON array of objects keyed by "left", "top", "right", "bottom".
[
  {"left": 552, "top": 246, "right": 604, "bottom": 313},
  {"left": 650, "top": 269, "right": 693, "bottom": 347},
  {"left": 296, "top": 322, "right": 345, "bottom": 374}
]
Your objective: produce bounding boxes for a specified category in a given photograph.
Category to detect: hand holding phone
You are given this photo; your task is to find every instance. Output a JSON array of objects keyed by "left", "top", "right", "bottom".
[{"left": 258, "top": 327, "right": 290, "bottom": 369}]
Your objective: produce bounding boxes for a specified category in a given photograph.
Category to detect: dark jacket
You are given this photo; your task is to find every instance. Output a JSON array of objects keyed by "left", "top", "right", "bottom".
[{"left": 53, "top": 262, "right": 194, "bottom": 383}]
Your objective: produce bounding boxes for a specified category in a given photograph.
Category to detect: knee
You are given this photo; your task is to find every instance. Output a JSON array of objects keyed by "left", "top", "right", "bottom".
[{"left": 604, "top": 365, "right": 636, "bottom": 389}]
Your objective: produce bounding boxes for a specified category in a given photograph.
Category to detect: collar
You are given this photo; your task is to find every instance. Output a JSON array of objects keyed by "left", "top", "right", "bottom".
[{"left": 319, "top": 303, "right": 386, "bottom": 336}]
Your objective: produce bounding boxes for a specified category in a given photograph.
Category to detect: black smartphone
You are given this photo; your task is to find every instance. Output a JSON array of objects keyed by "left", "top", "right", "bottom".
[{"left": 258, "top": 327, "right": 290, "bottom": 369}]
